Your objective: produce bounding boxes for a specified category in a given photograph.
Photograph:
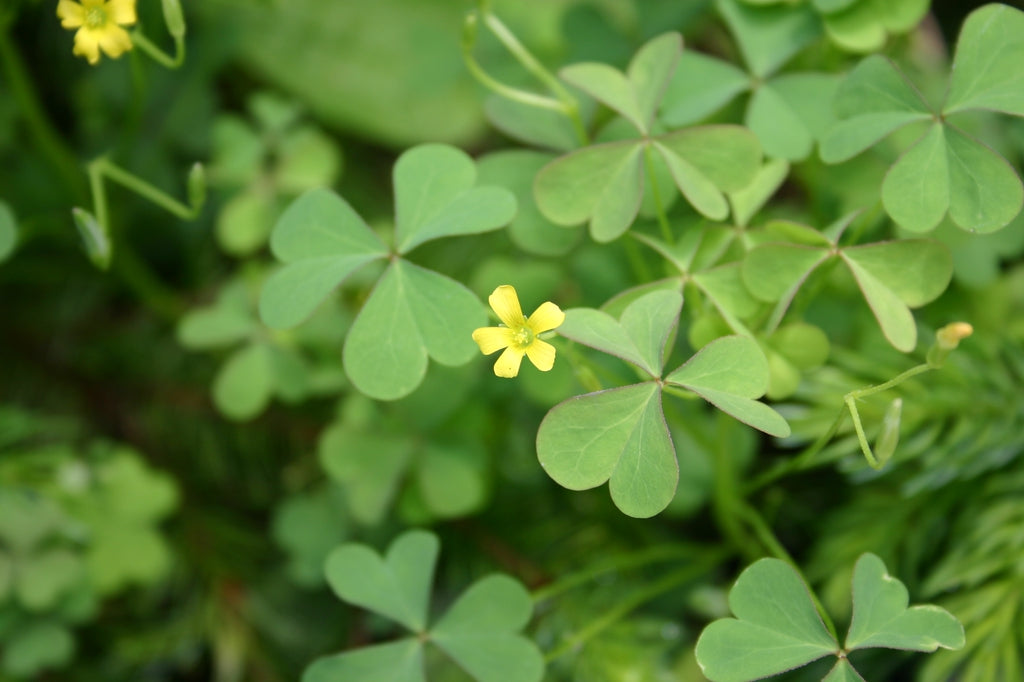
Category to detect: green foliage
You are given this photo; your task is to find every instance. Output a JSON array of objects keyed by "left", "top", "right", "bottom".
[
  {"left": 821, "top": 4, "right": 1024, "bottom": 233},
  {"left": 305, "top": 531, "right": 543, "bottom": 682},
  {"left": 5, "top": 1, "right": 1024, "bottom": 680},
  {"left": 260, "top": 144, "right": 515, "bottom": 399},
  {"left": 695, "top": 553, "right": 963, "bottom": 681}
]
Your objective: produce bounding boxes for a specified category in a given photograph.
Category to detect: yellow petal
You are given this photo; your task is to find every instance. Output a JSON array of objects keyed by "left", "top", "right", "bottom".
[
  {"left": 72, "top": 28, "right": 102, "bottom": 64},
  {"left": 472, "top": 327, "right": 513, "bottom": 355},
  {"left": 57, "top": 0, "right": 86, "bottom": 28},
  {"left": 488, "top": 285, "right": 526, "bottom": 328},
  {"left": 97, "top": 24, "right": 133, "bottom": 59},
  {"left": 106, "top": 0, "right": 137, "bottom": 25},
  {"left": 527, "top": 301, "right": 565, "bottom": 334},
  {"left": 525, "top": 339, "right": 556, "bottom": 372},
  {"left": 493, "top": 346, "right": 525, "bottom": 378}
]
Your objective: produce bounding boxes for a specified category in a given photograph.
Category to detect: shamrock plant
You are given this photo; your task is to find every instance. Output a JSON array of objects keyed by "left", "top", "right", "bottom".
[
  {"left": 304, "top": 530, "right": 543, "bottom": 682},
  {"left": 820, "top": 4, "right": 1024, "bottom": 233},
  {"left": 533, "top": 31, "right": 762, "bottom": 241},
  {"left": 538, "top": 289, "right": 789, "bottom": 518},
  {"left": 259, "top": 144, "right": 516, "bottom": 400},
  {"left": 696, "top": 553, "right": 964, "bottom": 681},
  {"left": 662, "top": 0, "right": 839, "bottom": 161}
]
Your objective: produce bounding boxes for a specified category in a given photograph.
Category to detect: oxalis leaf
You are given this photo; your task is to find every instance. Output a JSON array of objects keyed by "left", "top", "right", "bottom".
[
  {"left": 695, "top": 553, "right": 964, "bottom": 682},
  {"left": 260, "top": 144, "right": 516, "bottom": 400},
  {"left": 537, "top": 292, "right": 788, "bottom": 518},
  {"left": 742, "top": 222, "right": 952, "bottom": 352},
  {"left": 534, "top": 127, "right": 760, "bottom": 241},
  {"left": 535, "top": 32, "right": 760, "bottom": 241},
  {"left": 305, "top": 530, "right": 543, "bottom": 682},
  {"left": 821, "top": 5, "right": 1024, "bottom": 233}
]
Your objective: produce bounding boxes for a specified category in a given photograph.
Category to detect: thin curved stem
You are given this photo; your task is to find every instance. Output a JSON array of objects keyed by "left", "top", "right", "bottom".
[{"left": 130, "top": 30, "right": 185, "bottom": 69}]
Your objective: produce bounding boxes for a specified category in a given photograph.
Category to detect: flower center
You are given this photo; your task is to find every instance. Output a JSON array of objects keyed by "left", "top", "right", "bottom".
[
  {"left": 512, "top": 326, "right": 534, "bottom": 349},
  {"left": 85, "top": 6, "right": 108, "bottom": 28}
]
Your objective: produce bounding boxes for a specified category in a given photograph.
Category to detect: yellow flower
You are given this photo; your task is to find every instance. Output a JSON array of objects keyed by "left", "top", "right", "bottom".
[
  {"left": 472, "top": 285, "right": 565, "bottom": 378},
  {"left": 57, "top": 0, "right": 137, "bottom": 65}
]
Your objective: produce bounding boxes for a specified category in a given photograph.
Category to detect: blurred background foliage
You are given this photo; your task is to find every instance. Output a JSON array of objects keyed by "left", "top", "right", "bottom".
[{"left": 1, "top": 0, "right": 1023, "bottom": 680}]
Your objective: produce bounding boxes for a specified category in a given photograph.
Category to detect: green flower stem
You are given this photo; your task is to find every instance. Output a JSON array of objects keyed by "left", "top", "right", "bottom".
[
  {"left": 130, "top": 29, "right": 185, "bottom": 69},
  {"left": 465, "top": 4, "right": 589, "bottom": 146},
  {"left": 642, "top": 144, "right": 674, "bottom": 244},
  {"left": 845, "top": 363, "right": 933, "bottom": 469},
  {"left": 0, "top": 24, "right": 88, "bottom": 201},
  {"left": 623, "top": 236, "right": 653, "bottom": 283},
  {"left": 543, "top": 550, "right": 726, "bottom": 663},
  {"left": 736, "top": 502, "right": 840, "bottom": 642},
  {"left": 89, "top": 157, "right": 197, "bottom": 221},
  {"left": 532, "top": 543, "right": 711, "bottom": 603}
]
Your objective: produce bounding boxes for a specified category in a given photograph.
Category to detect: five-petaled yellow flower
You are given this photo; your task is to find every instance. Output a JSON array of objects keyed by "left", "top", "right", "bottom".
[
  {"left": 472, "top": 285, "right": 565, "bottom": 378},
  {"left": 57, "top": 0, "right": 137, "bottom": 65}
]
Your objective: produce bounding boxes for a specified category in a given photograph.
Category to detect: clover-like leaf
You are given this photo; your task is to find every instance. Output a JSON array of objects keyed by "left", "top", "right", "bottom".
[
  {"left": 558, "top": 290, "right": 683, "bottom": 377},
  {"left": 431, "top": 575, "right": 544, "bottom": 682},
  {"left": 393, "top": 144, "right": 516, "bottom": 253},
  {"left": 260, "top": 188, "right": 388, "bottom": 329},
  {"left": 845, "top": 553, "right": 965, "bottom": 652},
  {"left": 325, "top": 530, "right": 438, "bottom": 632},
  {"left": 695, "top": 558, "right": 838, "bottom": 682},
  {"left": 716, "top": 0, "right": 822, "bottom": 79},
  {"left": 820, "top": 0, "right": 929, "bottom": 53},
  {"left": 840, "top": 240, "right": 952, "bottom": 351},
  {"left": 1, "top": 622, "right": 75, "bottom": 678},
  {"left": 696, "top": 553, "right": 965, "bottom": 682},
  {"left": 308, "top": 531, "right": 544, "bottom": 682},
  {"left": 560, "top": 33, "right": 682, "bottom": 136},
  {"left": 944, "top": 4, "right": 1024, "bottom": 118},
  {"left": 666, "top": 336, "right": 790, "bottom": 437},
  {"left": 537, "top": 382, "right": 677, "bottom": 519},
  {"left": 303, "top": 639, "right": 425, "bottom": 682},
  {"left": 342, "top": 259, "right": 485, "bottom": 400},
  {"left": 534, "top": 141, "right": 644, "bottom": 243}
]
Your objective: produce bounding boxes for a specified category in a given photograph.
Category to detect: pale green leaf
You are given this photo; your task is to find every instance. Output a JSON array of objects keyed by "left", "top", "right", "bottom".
[
  {"left": 654, "top": 142, "right": 729, "bottom": 220},
  {"left": 277, "top": 126, "right": 342, "bottom": 194},
  {"left": 845, "top": 553, "right": 965, "bottom": 652},
  {"left": 416, "top": 443, "right": 487, "bottom": 519},
  {"left": 944, "top": 4, "right": 1024, "bottom": 117},
  {"left": 695, "top": 558, "right": 838, "bottom": 682},
  {"left": 841, "top": 240, "right": 952, "bottom": 307},
  {"left": 213, "top": 344, "right": 273, "bottom": 421},
  {"left": 431, "top": 575, "right": 544, "bottom": 682},
  {"left": 820, "top": 112, "right": 931, "bottom": 163},
  {"left": 16, "top": 550, "right": 83, "bottom": 611},
  {"left": 393, "top": 144, "right": 516, "bottom": 253},
  {"left": 537, "top": 383, "right": 678, "bottom": 518},
  {"left": 945, "top": 125, "right": 1024, "bottom": 233},
  {"left": 343, "top": 260, "right": 484, "bottom": 400},
  {"left": 561, "top": 63, "right": 647, "bottom": 134},
  {"left": 665, "top": 334, "right": 766, "bottom": 397},
  {"left": 716, "top": 0, "right": 822, "bottom": 78},
  {"left": 656, "top": 125, "right": 762, "bottom": 193},
  {"left": 303, "top": 639, "right": 425, "bottom": 682},
  {"left": 660, "top": 51, "right": 751, "bottom": 127},
  {"left": 484, "top": 96, "right": 581, "bottom": 152},
  {"left": 881, "top": 123, "right": 950, "bottom": 233},
  {"left": 627, "top": 33, "right": 684, "bottom": 131},
  {"left": 841, "top": 256, "right": 917, "bottom": 352},
  {"left": 741, "top": 242, "right": 829, "bottom": 303},
  {"left": 324, "top": 530, "right": 438, "bottom": 632},
  {"left": 728, "top": 158, "right": 789, "bottom": 228},
  {"left": 746, "top": 83, "right": 813, "bottom": 161},
  {"left": 534, "top": 141, "right": 645, "bottom": 242},
  {"left": 216, "top": 189, "right": 276, "bottom": 256},
  {"left": 261, "top": 188, "right": 387, "bottom": 329}
]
